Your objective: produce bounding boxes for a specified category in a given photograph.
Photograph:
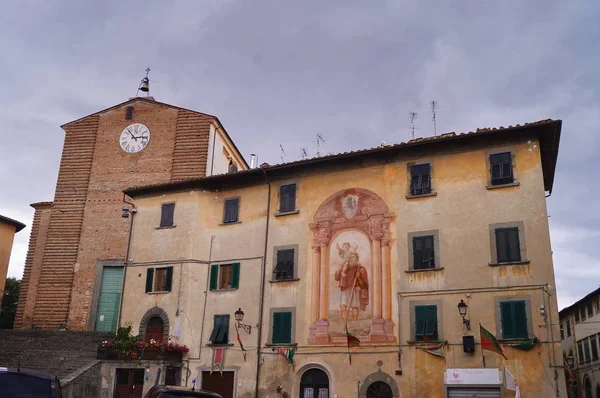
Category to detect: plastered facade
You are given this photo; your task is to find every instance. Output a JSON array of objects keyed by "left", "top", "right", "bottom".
[{"left": 121, "top": 133, "right": 566, "bottom": 397}]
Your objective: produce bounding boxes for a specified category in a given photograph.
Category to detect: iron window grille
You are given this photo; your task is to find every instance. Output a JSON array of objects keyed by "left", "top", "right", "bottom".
[
  {"left": 273, "top": 249, "right": 295, "bottom": 280},
  {"left": 410, "top": 164, "right": 432, "bottom": 195}
]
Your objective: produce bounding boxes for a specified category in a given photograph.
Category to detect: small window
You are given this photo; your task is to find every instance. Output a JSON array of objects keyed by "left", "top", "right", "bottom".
[
  {"left": 490, "top": 152, "right": 513, "bottom": 185},
  {"left": 414, "top": 305, "right": 438, "bottom": 341},
  {"left": 223, "top": 198, "right": 239, "bottom": 224},
  {"left": 228, "top": 160, "right": 238, "bottom": 174},
  {"left": 560, "top": 324, "right": 564, "bottom": 340},
  {"left": 578, "top": 341, "right": 585, "bottom": 364},
  {"left": 273, "top": 249, "right": 295, "bottom": 281},
  {"left": 500, "top": 301, "right": 528, "bottom": 339},
  {"left": 209, "top": 315, "right": 230, "bottom": 345},
  {"left": 596, "top": 298, "right": 600, "bottom": 313},
  {"left": 591, "top": 337, "right": 599, "bottom": 361},
  {"left": 581, "top": 308, "right": 587, "bottom": 322},
  {"left": 409, "top": 164, "right": 431, "bottom": 195},
  {"left": 125, "top": 106, "right": 134, "bottom": 120},
  {"left": 160, "top": 203, "right": 175, "bottom": 227},
  {"left": 495, "top": 227, "right": 521, "bottom": 263},
  {"left": 584, "top": 340, "right": 591, "bottom": 362},
  {"left": 576, "top": 311, "right": 581, "bottom": 322},
  {"left": 209, "top": 263, "right": 240, "bottom": 291},
  {"left": 279, "top": 184, "right": 296, "bottom": 213},
  {"left": 145, "top": 267, "right": 173, "bottom": 293},
  {"left": 272, "top": 311, "right": 292, "bottom": 344},
  {"left": 567, "top": 320, "right": 571, "bottom": 337},
  {"left": 588, "top": 301, "right": 594, "bottom": 318},
  {"left": 413, "top": 236, "right": 435, "bottom": 269}
]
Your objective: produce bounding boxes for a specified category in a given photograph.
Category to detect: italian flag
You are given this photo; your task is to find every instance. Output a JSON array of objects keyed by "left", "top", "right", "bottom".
[
  {"left": 279, "top": 348, "right": 296, "bottom": 366},
  {"left": 480, "top": 324, "right": 507, "bottom": 359}
]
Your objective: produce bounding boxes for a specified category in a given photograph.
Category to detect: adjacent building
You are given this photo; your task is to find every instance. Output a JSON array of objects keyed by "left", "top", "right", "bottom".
[
  {"left": 115, "top": 119, "right": 566, "bottom": 397},
  {"left": 560, "top": 288, "right": 600, "bottom": 398},
  {"left": 0, "top": 214, "right": 25, "bottom": 306}
]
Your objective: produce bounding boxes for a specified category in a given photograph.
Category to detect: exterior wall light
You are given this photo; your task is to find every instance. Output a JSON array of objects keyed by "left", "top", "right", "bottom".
[
  {"left": 235, "top": 308, "right": 252, "bottom": 334},
  {"left": 457, "top": 299, "right": 471, "bottom": 330}
]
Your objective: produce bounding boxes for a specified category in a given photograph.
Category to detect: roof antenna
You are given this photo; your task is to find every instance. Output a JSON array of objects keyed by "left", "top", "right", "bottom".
[
  {"left": 301, "top": 147, "right": 308, "bottom": 160},
  {"left": 409, "top": 112, "right": 418, "bottom": 139},
  {"left": 136, "top": 67, "right": 151, "bottom": 98},
  {"left": 279, "top": 144, "right": 287, "bottom": 163},
  {"left": 316, "top": 134, "right": 325, "bottom": 157},
  {"left": 431, "top": 101, "right": 438, "bottom": 136}
]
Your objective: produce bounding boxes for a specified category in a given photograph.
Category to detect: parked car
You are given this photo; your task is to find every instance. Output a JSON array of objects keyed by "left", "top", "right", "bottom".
[
  {"left": 144, "top": 385, "right": 223, "bottom": 398},
  {"left": 0, "top": 367, "right": 63, "bottom": 397}
]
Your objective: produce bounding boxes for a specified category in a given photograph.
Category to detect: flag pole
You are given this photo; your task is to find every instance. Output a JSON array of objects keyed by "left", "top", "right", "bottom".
[
  {"left": 345, "top": 323, "right": 352, "bottom": 365},
  {"left": 479, "top": 323, "right": 486, "bottom": 368}
]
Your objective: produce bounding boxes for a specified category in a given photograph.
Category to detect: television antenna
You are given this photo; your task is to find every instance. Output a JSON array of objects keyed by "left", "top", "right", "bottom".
[
  {"left": 301, "top": 148, "right": 308, "bottom": 160},
  {"left": 279, "top": 144, "right": 287, "bottom": 163},
  {"left": 316, "top": 134, "right": 325, "bottom": 157},
  {"left": 431, "top": 101, "right": 438, "bottom": 136},
  {"left": 409, "top": 112, "right": 418, "bottom": 139}
]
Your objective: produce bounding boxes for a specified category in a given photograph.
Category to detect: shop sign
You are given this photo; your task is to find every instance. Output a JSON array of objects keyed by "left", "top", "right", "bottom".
[{"left": 445, "top": 368, "right": 500, "bottom": 385}]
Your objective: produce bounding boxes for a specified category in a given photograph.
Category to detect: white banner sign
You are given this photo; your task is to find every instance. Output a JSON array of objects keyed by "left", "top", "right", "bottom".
[{"left": 445, "top": 368, "right": 500, "bottom": 385}]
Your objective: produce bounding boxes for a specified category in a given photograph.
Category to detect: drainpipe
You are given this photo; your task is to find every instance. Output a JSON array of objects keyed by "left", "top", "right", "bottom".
[
  {"left": 117, "top": 194, "right": 136, "bottom": 329},
  {"left": 541, "top": 286, "right": 560, "bottom": 397},
  {"left": 197, "top": 236, "right": 215, "bottom": 359},
  {"left": 255, "top": 169, "right": 271, "bottom": 398}
]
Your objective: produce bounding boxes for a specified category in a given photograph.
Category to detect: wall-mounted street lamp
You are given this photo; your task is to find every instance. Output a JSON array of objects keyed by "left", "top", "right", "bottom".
[
  {"left": 457, "top": 300, "right": 471, "bottom": 330},
  {"left": 234, "top": 308, "right": 252, "bottom": 334},
  {"left": 566, "top": 354, "right": 575, "bottom": 368}
]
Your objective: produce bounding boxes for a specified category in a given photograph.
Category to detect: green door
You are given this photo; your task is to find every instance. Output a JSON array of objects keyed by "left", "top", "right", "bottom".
[{"left": 95, "top": 267, "right": 124, "bottom": 332}]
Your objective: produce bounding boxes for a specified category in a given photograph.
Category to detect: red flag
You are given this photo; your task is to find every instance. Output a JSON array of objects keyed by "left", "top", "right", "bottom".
[
  {"left": 210, "top": 347, "right": 224, "bottom": 375},
  {"left": 480, "top": 324, "right": 507, "bottom": 359},
  {"left": 236, "top": 327, "right": 247, "bottom": 362}
]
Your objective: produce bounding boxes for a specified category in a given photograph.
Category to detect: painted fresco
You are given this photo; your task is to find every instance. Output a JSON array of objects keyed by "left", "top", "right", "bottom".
[
  {"left": 308, "top": 188, "right": 396, "bottom": 344},
  {"left": 329, "top": 230, "right": 371, "bottom": 339}
]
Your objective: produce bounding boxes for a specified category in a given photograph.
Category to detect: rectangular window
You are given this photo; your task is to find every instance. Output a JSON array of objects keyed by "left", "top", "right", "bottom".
[
  {"left": 567, "top": 320, "right": 571, "bottom": 337},
  {"left": 273, "top": 249, "right": 295, "bottom": 281},
  {"left": 591, "top": 337, "right": 599, "bottom": 361},
  {"left": 596, "top": 299, "right": 600, "bottom": 313},
  {"left": 223, "top": 198, "right": 239, "bottom": 224},
  {"left": 209, "top": 263, "right": 240, "bottom": 291},
  {"left": 415, "top": 305, "right": 438, "bottom": 341},
  {"left": 578, "top": 341, "right": 585, "bottom": 364},
  {"left": 576, "top": 311, "right": 580, "bottom": 323},
  {"left": 160, "top": 203, "right": 175, "bottom": 227},
  {"left": 495, "top": 227, "right": 521, "bottom": 263},
  {"left": 272, "top": 311, "right": 292, "bottom": 344},
  {"left": 490, "top": 152, "right": 513, "bottom": 185},
  {"left": 560, "top": 324, "right": 565, "bottom": 340},
  {"left": 581, "top": 308, "right": 587, "bottom": 322},
  {"left": 279, "top": 184, "right": 296, "bottom": 213},
  {"left": 125, "top": 106, "right": 134, "bottom": 120},
  {"left": 145, "top": 267, "right": 173, "bottom": 293},
  {"left": 588, "top": 301, "right": 594, "bottom": 318},
  {"left": 409, "top": 164, "right": 432, "bottom": 195},
  {"left": 584, "top": 340, "right": 591, "bottom": 362},
  {"left": 500, "top": 301, "right": 528, "bottom": 339},
  {"left": 209, "top": 315, "right": 230, "bottom": 345},
  {"left": 413, "top": 236, "right": 435, "bottom": 269}
]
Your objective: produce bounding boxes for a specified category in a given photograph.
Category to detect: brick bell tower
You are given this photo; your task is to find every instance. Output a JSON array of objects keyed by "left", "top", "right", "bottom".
[{"left": 15, "top": 74, "right": 247, "bottom": 330}]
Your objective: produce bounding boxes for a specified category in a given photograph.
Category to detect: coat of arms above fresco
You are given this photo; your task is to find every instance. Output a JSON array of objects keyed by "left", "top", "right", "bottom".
[{"left": 308, "top": 188, "right": 396, "bottom": 344}]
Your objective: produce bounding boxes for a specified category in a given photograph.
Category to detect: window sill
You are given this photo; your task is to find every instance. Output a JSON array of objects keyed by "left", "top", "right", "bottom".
[
  {"left": 147, "top": 291, "right": 170, "bottom": 295},
  {"left": 219, "top": 221, "right": 242, "bottom": 226},
  {"left": 406, "top": 192, "right": 437, "bottom": 199},
  {"left": 497, "top": 338, "right": 531, "bottom": 343},
  {"left": 265, "top": 343, "right": 297, "bottom": 348},
  {"left": 486, "top": 182, "right": 520, "bottom": 190},
  {"left": 489, "top": 260, "right": 530, "bottom": 267},
  {"left": 405, "top": 267, "right": 444, "bottom": 274},
  {"left": 210, "top": 288, "right": 239, "bottom": 292},
  {"left": 206, "top": 343, "right": 234, "bottom": 348},
  {"left": 275, "top": 210, "right": 300, "bottom": 217},
  {"left": 269, "top": 278, "right": 300, "bottom": 283},
  {"left": 156, "top": 225, "right": 177, "bottom": 230},
  {"left": 407, "top": 340, "right": 442, "bottom": 346}
]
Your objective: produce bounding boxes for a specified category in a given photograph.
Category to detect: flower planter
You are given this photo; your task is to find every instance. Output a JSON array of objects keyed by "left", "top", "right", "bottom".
[
  {"left": 165, "top": 351, "right": 183, "bottom": 363},
  {"left": 129, "top": 351, "right": 140, "bottom": 360},
  {"left": 141, "top": 350, "right": 160, "bottom": 360}
]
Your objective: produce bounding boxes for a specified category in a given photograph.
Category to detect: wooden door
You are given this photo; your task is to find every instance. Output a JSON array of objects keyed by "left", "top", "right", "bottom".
[
  {"left": 114, "top": 369, "right": 144, "bottom": 398},
  {"left": 145, "top": 316, "right": 164, "bottom": 343},
  {"left": 202, "top": 371, "right": 235, "bottom": 398}
]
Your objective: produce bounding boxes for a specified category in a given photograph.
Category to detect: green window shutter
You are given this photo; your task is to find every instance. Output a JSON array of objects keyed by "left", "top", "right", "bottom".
[
  {"left": 500, "top": 302, "right": 516, "bottom": 338},
  {"left": 232, "top": 263, "right": 240, "bottom": 289},
  {"left": 209, "top": 315, "right": 221, "bottom": 342},
  {"left": 513, "top": 301, "right": 528, "bottom": 338},
  {"left": 273, "top": 312, "right": 292, "bottom": 344},
  {"left": 165, "top": 266, "right": 173, "bottom": 292},
  {"left": 209, "top": 264, "right": 219, "bottom": 291},
  {"left": 415, "top": 305, "right": 437, "bottom": 340},
  {"left": 145, "top": 268, "right": 154, "bottom": 293}
]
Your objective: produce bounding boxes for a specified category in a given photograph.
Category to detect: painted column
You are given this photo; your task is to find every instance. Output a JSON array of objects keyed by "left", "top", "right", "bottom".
[
  {"left": 381, "top": 240, "right": 391, "bottom": 320},
  {"left": 319, "top": 243, "right": 329, "bottom": 320},
  {"left": 372, "top": 238, "right": 382, "bottom": 319},
  {"left": 311, "top": 245, "right": 321, "bottom": 323}
]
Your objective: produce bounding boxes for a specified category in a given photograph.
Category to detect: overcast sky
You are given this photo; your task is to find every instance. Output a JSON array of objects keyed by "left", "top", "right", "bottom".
[{"left": 1, "top": 1, "right": 598, "bottom": 310}]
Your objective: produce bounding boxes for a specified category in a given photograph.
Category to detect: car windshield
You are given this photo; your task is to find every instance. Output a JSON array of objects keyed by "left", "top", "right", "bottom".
[{"left": 0, "top": 373, "right": 52, "bottom": 397}]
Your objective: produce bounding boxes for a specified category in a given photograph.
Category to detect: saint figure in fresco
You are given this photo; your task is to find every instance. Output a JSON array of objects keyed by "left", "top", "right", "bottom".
[
  {"left": 336, "top": 242, "right": 358, "bottom": 277},
  {"left": 334, "top": 250, "right": 369, "bottom": 323}
]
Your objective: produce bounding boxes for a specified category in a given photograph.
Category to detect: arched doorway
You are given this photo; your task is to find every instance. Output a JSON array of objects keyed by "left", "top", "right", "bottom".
[
  {"left": 300, "top": 368, "right": 329, "bottom": 398},
  {"left": 145, "top": 316, "right": 164, "bottom": 342},
  {"left": 366, "top": 381, "right": 393, "bottom": 398},
  {"left": 584, "top": 377, "right": 592, "bottom": 398}
]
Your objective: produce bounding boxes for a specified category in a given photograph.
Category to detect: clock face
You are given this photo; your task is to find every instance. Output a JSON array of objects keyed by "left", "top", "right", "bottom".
[{"left": 119, "top": 123, "right": 150, "bottom": 153}]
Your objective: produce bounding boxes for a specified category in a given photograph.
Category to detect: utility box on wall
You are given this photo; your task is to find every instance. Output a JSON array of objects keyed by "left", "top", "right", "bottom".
[{"left": 463, "top": 336, "right": 475, "bottom": 353}]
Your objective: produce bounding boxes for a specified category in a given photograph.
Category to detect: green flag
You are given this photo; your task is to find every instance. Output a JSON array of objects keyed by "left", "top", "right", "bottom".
[
  {"left": 418, "top": 340, "right": 446, "bottom": 358},
  {"left": 503, "top": 337, "right": 538, "bottom": 350},
  {"left": 480, "top": 324, "right": 507, "bottom": 359}
]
